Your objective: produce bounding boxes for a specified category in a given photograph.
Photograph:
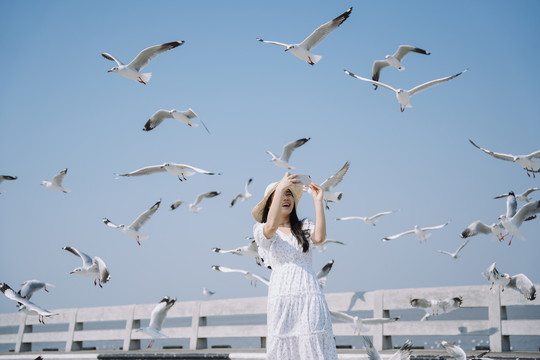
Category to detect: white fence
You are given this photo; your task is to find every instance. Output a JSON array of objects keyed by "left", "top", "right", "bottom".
[{"left": 0, "top": 284, "right": 538, "bottom": 353}]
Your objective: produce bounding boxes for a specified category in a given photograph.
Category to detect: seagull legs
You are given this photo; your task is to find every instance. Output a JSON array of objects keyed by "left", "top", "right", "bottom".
[
  {"left": 307, "top": 57, "right": 315, "bottom": 66},
  {"left": 489, "top": 282, "right": 494, "bottom": 291},
  {"left": 137, "top": 77, "right": 147, "bottom": 85},
  {"left": 400, "top": 106, "right": 405, "bottom": 112},
  {"left": 177, "top": 175, "right": 188, "bottom": 181},
  {"left": 94, "top": 279, "right": 97, "bottom": 286},
  {"left": 147, "top": 339, "right": 155, "bottom": 348},
  {"left": 508, "top": 235, "right": 513, "bottom": 246}
]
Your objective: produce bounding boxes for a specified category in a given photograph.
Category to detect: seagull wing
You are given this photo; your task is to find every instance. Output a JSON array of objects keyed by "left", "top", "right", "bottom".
[
  {"left": 180, "top": 108, "right": 198, "bottom": 120},
  {"left": 52, "top": 168, "right": 68, "bottom": 187},
  {"left": 506, "top": 194, "right": 517, "bottom": 218},
  {"left": 436, "top": 250, "right": 453, "bottom": 257},
  {"left": 526, "top": 149, "right": 540, "bottom": 158},
  {"left": 362, "top": 316, "right": 399, "bottom": 324},
  {"left": 369, "top": 210, "right": 398, "bottom": 220},
  {"left": 117, "top": 165, "right": 166, "bottom": 177},
  {"left": 148, "top": 301, "right": 168, "bottom": 330},
  {"left": 335, "top": 216, "right": 366, "bottom": 221},
  {"left": 344, "top": 70, "right": 398, "bottom": 93},
  {"left": 230, "top": 194, "right": 243, "bottom": 207},
  {"left": 211, "top": 265, "right": 248, "bottom": 275},
  {"left": 362, "top": 336, "right": 382, "bottom": 360},
  {"left": 94, "top": 257, "right": 110, "bottom": 284},
  {"left": 460, "top": 221, "right": 493, "bottom": 238},
  {"left": 469, "top": 139, "right": 515, "bottom": 161},
  {"left": 169, "top": 200, "right": 184, "bottom": 210},
  {"left": 62, "top": 246, "right": 93, "bottom": 268},
  {"left": 144, "top": 110, "right": 173, "bottom": 131},
  {"left": 256, "top": 38, "right": 289, "bottom": 48},
  {"left": 410, "top": 298, "right": 432, "bottom": 309},
  {"left": 246, "top": 272, "right": 270, "bottom": 286},
  {"left": 0, "top": 175, "right": 17, "bottom": 183},
  {"left": 508, "top": 273, "right": 536, "bottom": 300},
  {"left": 192, "top": 191, "right": 220, "bottom": 207},
  {"left": 316, "top": 260, "right": 334, "bottom": 288},
  {"left": 439, "top": 297, "right": 462, "bottom": 313},
  {"left": 129, "top": 200, "right": 160, "bottom": 231},
  {"left": 299, "top": 7, "right": 352, "bottom": 50},
  {"left": 320, "top": 161, "right": 350, "bottom": 191},
  {"left": 522, "top": 187, "right": 540, "bottom": 196},
  {"left": 329, "top": 310, "right": 355, "bottom": 323},
  {"left": 455, "top": 240, "right": 470, "bottom": 254},
  {"left": 409, "top": 69, "right": 466, "bottom": 96},
  {"left": 101, "top": 53, "right": 123, "bottom": 66},
  {"left": 19, "top": 280, "right": 45, "bottom": 300},
  {"left": 372, "top": 60, "right": 390, "bottom": 82},
  {"left": 128, "top": 41, "right": 184, "bottom": 71},
  {"left": 494, "top": 193, "right": 509, "bottom": 199},
  {"left": 389, "top": 340, "right": 414, "bottom": 360},
  {"left": 382, "top": 229, "right": 415, "bottom": 241},
  {"left": 180, "top": 164, "right": 221, "bottom": 175},
  {"left": 280, "top": 137, "right": 310, "bottom": 162},
  {"left": 441, "top": 341, "right": 467, "bottom": 360},
  {"left": 511, "top": 200, "right": 540, "bottom": 227},
  {"left": 393, "top": 45, "right": 430, "bottom": 61},
  {"left": 421, "top": 221, "right": 450, "bottom": 231},
  {"left": 102, "top": 218, "right": 121, "bottom": 228}
]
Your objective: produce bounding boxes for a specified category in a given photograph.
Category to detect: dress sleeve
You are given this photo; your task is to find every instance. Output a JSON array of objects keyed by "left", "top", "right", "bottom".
[{"left": 253, "top": 222, "right": 276, "bottom": 249}]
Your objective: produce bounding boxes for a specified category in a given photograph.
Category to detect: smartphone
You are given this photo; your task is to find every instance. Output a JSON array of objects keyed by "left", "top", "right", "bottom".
[{"left": 296, "top": 174, "right": 312, "bottom": 185}]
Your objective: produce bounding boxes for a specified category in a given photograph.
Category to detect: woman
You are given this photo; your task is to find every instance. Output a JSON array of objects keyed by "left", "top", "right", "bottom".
[{"left": 252, "top": 172, "right": 338, "bottom": 359}]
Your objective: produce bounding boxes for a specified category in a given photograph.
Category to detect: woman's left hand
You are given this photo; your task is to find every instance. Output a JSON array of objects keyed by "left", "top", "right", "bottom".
[{"left": 308, "top": 182, "right": 324, "bottom": 203}]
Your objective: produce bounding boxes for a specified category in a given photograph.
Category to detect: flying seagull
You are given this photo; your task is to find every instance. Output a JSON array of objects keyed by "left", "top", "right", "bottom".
[
  {"left": 498, "top": 200, "right": 540, "bottom": 244},
  {"left": 211, "top": 265, "right": 269, "bottom": 287},
  {"left": 469, "top": 139, "right": 540, "bottom": 177},
  {"left": 307, "top": 161, "right": 350, "bottom": 209},
  {"left": 495, "top": 188, "right": 540, "bottom": 202},
  {"left": 0, "top": 283, "right": 57, "bottom": 324},
  {"left": 188, "top": 191, "right": 221, "bottom": 213},
  {"left": 256, "top": 7, "right": 352, "bottom": 66},
  {"left": 62, "top": 246, "right": 110, "bottom": 287},
  {"left": 382, "top": 221, "right": 450, "bottom": 242},
  {"left": 482, "top": 262, "right": 511, "bottom": 291},
  {"left": 363, "top": 336, "right": 413, "bottom": 360},
  {"left": 18, "top": 280, "right": 55, "bottom": 300},
  {"left": 102, "top": 41, "right": 184, "bottom": 84},
  {"left": 410, "top": 296, "right": 463, "bottom": 321},
  {"left": 116, "top": 163, "right": 221, "bottom": 182},
  {"left": 506, "top": 273, "right": 537, "bottom": 301},
  {"left": 372, "top": 45, "right": 430, "bottom": 89},
  {"left": 41, "top": 168, "right": 70, "bottom": 193},
  {"left": 441, "top": 341, "right": 466, "bottom": 360},
  {"left": 330, "top": 310, "right": 399, "bottom": 334},
  {"left": 312, "top": 238, "right": 345, "bottom": 253},
  {"left": 266, "top": 137, "right": 310, "bottom": 169},
  {"left": 203, "top": 288, "right": 215, "bottom": 297},
  {"left": 460, "top": 220, "right": 506, "bottom": 241},
  {"left": 435, "top": 240, "right": 470, "bottom": 259},
  {"left": 336, "top": 210, "right": 399, "bottom": 226},
  {"left": 316, "top": 259, "right": 334, "bottom": 289},
  {"left": 103, "top": 199, "right": 161, "bottom": 245},
  {"left": 230, "top": 178, "right": 253, "bottom": 207},
  {"left": 143, "top": 108, "right": 210, "bottom": 133},
  {"left": 344, "top": 69, "right": 467, "bottom": 112},
  {"left": 212, "top": 237, "right": 262, "bottom": 265},
  {"left": 137, "top": 296, "right": 176, "bottom": 348}
]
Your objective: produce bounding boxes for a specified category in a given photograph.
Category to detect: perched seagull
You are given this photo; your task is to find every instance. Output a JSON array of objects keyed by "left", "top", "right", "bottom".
[
  {"left": 203, "top": 288, "right": 215, "bottom": 297},
  {"left": 103, "top": 200, "right": 161, "bottom": 245},
  {"left": 336, "top": 210, "right": 399, "bottom": 226},
  {"left": 256, "top": 7, "right": 352, "bottom": 66},
  {"left": 102, "top": 41, "right": 184, "bottom": 84},
  {"left": 382, "top": 221, "right": 450, "bottom": 242},
  {"left": 506, "top": 273, "right": 537, "bottom": 301},
  {"left": 230, "top": 178, "right": 253, "bottom": 207},
  {"left": 188, "top": 191, "right": 221, "bottom": 213},
  {"left": 308, "top": 161, "right": 350, "bottom": 210},
  {"left": 372, "top": 45, "right": 430, "bottom": 89},
  {"left": 435, "top": 240, "right": 470, "bottom": 259},
  {"left": 469, "top": 139, "right": 540, "bottom": 177},
  {"left": 441, "top": 341, "right": 466, "bottom": 360},
  {"left": 143, "top": 108, "right": 210, "bottom": 133},
  {"left": 344, "top": 69, "right": 467, "bottom": 112},
  {"left": 312, "top": 238, "right": 345, "bottom": 253},
  {"left": 266, "top": 138, "right": 310, "bottom": 169},
  {"left": 495, "top": 188, "right": 540, "bottom": 202},
  {"left": 116, "top": 163, "right": 221, "bottom": 182},
  {"left": 62, "top": 246, "right": 110, "bottom": 287},
  {"left": 410, "top": 296, "right": 463, "bottom": 321},
  {"left": 482, "top": 262, "right": 511, "bottom": 292},
  {"left": 212, "top": 237, "right": 262, "bottom": 265},
  {"left": 211, "top": 265, "right": 269, "bottom": 287},
  {"left": 330, "top": 310, "right": 399, "bottom": 334},
  {"left": 316, "top": 259, "right": 334, "bottom": 289},
  {"left": 460, "top": 220, "right": 506, "bottom": 241},
  {"left": 41, "top": 168, "right": 70, "bottom": 193},
  {"left": 0, "top": 175, "right": 17, "bottom": 193},
  {"left": 0, "top": 283, "right": 57, "bottom": 324},
  {"left": 137, "top": 296, "right": 176, "bottom": 348},
  {"left": 18, "top": 280, "right": 55, "bottom": 300},
  {"left": 362, "top": 336, "right": 413, "bottom": 360},
  {"left": 498, "top": 200, "right": 540, "bottom": 244}
]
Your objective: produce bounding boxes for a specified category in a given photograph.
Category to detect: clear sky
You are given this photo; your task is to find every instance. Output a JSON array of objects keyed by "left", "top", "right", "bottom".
[{"left": 1, "top": 0, "right": 539, "bottom": 315}]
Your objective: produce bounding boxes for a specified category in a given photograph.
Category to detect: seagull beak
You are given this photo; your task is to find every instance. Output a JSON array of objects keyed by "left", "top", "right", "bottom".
[{"left": 107, "top": 70, "right": 113, "bottom": 72}]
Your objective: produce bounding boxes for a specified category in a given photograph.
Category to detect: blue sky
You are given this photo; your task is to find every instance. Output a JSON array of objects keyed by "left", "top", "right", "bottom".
[{"left": 1, "top": 0, "right": 539, "bottom": 314}]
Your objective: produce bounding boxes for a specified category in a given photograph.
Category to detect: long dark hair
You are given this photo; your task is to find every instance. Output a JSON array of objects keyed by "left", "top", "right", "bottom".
[{"left": 261, "top": 192, "right": 310, "bottom": 252}]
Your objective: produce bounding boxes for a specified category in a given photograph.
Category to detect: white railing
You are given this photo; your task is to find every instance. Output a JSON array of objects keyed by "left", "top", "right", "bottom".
[{"left": 0, "top": 284, "right": 538, "bottom": 353}]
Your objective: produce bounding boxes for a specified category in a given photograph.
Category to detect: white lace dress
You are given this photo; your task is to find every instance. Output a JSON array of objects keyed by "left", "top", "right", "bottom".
[{"left": 253, "top": 221, "right": 338, "bottom": 360}]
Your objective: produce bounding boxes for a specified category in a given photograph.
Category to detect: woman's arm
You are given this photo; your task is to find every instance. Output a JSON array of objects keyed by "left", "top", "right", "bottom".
[
  {"left": 263, "top": 173, "right": 299, "bottom": 239},
  {"left": 308, "top": 182, "right": 326, "bottom": 244}
]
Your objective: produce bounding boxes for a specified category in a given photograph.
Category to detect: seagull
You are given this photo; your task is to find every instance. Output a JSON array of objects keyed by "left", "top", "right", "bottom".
[
  {"left": 382, "top": 221, "right": 450, "bottom": 242},
  {"left": 435, "top": 240, "right": 470, "bottom": 259},
  {"left": 211, "top": 265, "right": 269, "bottom": 287},
  {"left": 230, "top": 178, "right": 253, "bottom": 207},
  {"left": 312, "top": 238, "right": 345, "bottom": 253},
  {"left": 498, "top": 200, "right": 540, "bottom": 244},
  {"left": 362, "top": 336, "right": 413, "bottom": 360},
  {"left": 18, "top": 280, "right": 55, "bottom": 300},
  {"left": 0, "top": 175, "right": 17, "bottom": 193},
  {"left": 188, "top": 191, "right": 221, "bottom": 213},
  {"left": 62, "top": 246, "right": 110, "bottom": 287},
  {"left": 203, "top": 288, "right": 215, "bottom": 297},
  {"left": 0, "top": 283, "right": 57, "bottom": 324},
  {"left": 506, "top": 273, "right": 536, "bottom": 301},
  {"left": 441, "top": 341, "right": 466, "bottom": 360},
  {"left": 482, "top": 262, "right": 511, "bottom": 291},
  {"left": 316, "top": 259, "right": 334, "bottom": 289},
  {"left": 469, "top": 139, "right": 540, "bottom": 177},
  {"left": 102, "top": 41, "right": 184, "bottom": 84},
  {"left": 212, "top": 237, "right": 262, "bottom": 265},
  {"left": 41, "top": 168, "right": 70, "bottom": 193},
  {"left": 410, "top": 296, "right": 463, "bottom": 321},
  {"left": 103, "top": 199, "right": 161, "bottom": 245},
  {"left": 137, "top": 296, "right": 176, "bottom": 348},
  {"left": 460, "top": 220, "right": 506, "bottom": 241},
  {"left": 372, "top": 45, "right": 430, "bottom": 89},
  {"left": 344, "top": 69, "right": 467, "bottom": 112},
  {"left": 495, "top": 188, "right": 540, "bottom": 202},
  {"left": 329, "top": 310, "right": 399, "bottom": 334},
  {"left": 256, "top": 7, "right": 352, "bottom": 66},
  {"left": 143, "top": 108, "right": 210, "bottom": 133},
  {"left": 116, "top": 163, "right": 221, "bottom": 182},
  {"left": 336, "top": 210, "right": 399, "bottom": 226},
  {"left": 266, "top": 138, "right": 310, "bottom": 169},
  {"left": 307, "top": 161, "right": 350, "bottom": 210}
]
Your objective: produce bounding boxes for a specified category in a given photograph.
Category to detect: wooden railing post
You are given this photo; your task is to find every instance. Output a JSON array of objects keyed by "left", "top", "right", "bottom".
[
  {"left": 14, "top": 313, "right": 30, "bottom": 352},
  {"left": 123, "top": 305, "right": 140, "bottom": 351},
  {"left": 373, "top": 290, "right": 392, "bottom": 351},
  {"left": 190, "top": 301, "right": 207, "bottom": 349},
  {"left": 65, "top": 308, "right": 82, "bottom": 351},
  {"left": 488, "top": 288, "right": 510, "bottom": 352}
]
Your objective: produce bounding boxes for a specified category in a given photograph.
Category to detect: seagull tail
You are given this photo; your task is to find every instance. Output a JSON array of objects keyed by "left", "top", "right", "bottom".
[
  {"left": 140, "top": 73, "right": 152, "bottom": 84},
  {"left": 310, "top": 55, "right": 322, "bottom": 65}
]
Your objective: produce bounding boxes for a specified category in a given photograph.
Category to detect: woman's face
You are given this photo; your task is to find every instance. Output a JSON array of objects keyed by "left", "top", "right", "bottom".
[{"left": 270, "top": 189, "right": 295, "bottom": 216}]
